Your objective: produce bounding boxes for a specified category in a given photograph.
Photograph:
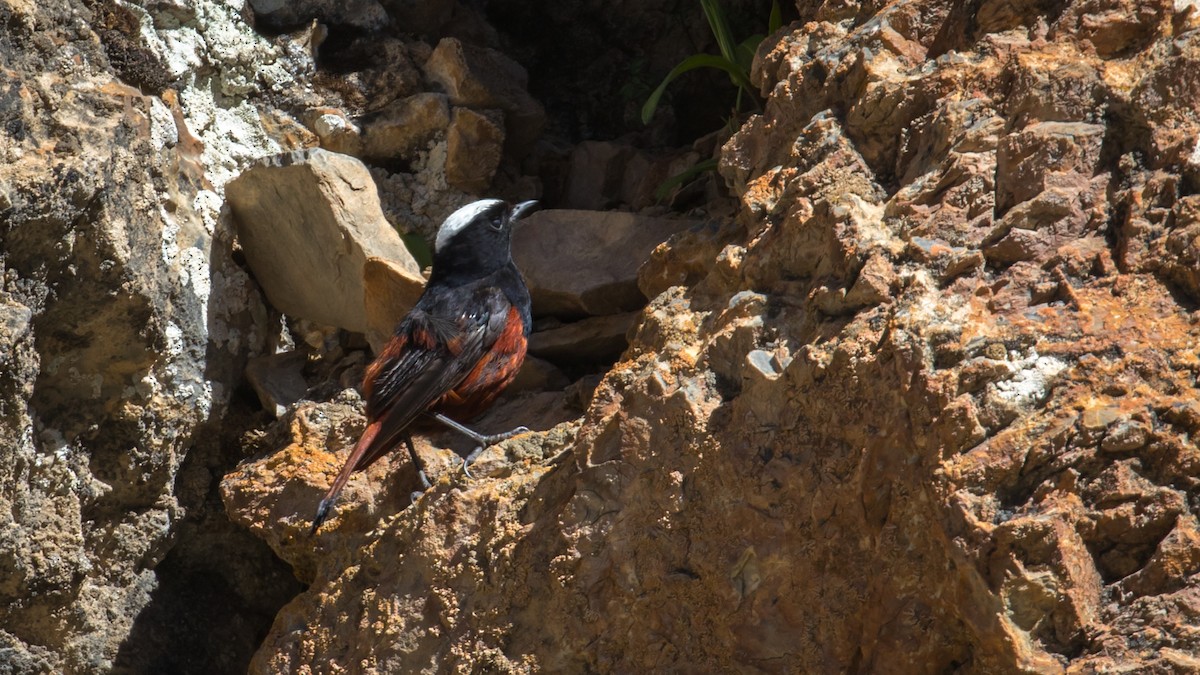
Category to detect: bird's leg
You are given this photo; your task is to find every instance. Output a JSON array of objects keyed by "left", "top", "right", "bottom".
[
  {"left": 428, "top": 413, "right": 529, "bottom": 477},
  {"left": 405, "top": 434, "right": 431, "bottom": 503}
]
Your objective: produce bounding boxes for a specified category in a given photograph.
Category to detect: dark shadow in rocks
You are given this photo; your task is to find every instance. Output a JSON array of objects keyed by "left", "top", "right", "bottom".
[{"left": 110, "top": 386, "right": 304, "bottom": 675}]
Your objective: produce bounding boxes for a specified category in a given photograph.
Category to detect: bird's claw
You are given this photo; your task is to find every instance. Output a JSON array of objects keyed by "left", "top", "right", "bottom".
[{"left": 461, "top": 446, "right": 484, "bottom": 479}]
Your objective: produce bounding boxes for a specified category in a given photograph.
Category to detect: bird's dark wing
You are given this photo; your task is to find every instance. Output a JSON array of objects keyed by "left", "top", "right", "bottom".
[{"left": 313, "top": 284, "right": 515, "bottom": 529}]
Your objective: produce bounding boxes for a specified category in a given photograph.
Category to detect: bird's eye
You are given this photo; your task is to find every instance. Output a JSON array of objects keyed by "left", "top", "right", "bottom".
[{"left": 489, "top": 215, "right": 504, "bottom": 230}]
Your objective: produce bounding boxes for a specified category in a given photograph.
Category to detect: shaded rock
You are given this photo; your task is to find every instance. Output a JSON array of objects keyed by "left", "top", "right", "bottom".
[
  {"left": 513, "top": 209, "right": 701, "bottom": 317},
  {"left": 562, "top": 140, "right": 703, "bottom": 211},
  {"left": 360, "top": 93, "right": 449, "bottom": 161},
  {"left": 226, "top": 148, "right": 422, "bottom": 334},
  {"left": 362, "top": 256, "right": 426, "bottom": 353},
  {"left": 444, "top": 107, "right": 505, "bottom": 193},
  {"left": 529, "top": 312, "right": 640, "bottom": 363},
  {"left": 377, "top": 0, "right": 455, "bottom": 35},
  {"left": 507, "top": 355, "right": 571, "bottom": 394},
  {"left": 246, "top": 0, "right": 388, "bottom": 31},
  {"left": 245, "top": 352, "right": 310, "bottom": 418},
  {"left": 310, "top": 35, "right": 426, "bottom": 113},
  {"left": 423, "top": 37, "right": 545, "bottom": 158}
]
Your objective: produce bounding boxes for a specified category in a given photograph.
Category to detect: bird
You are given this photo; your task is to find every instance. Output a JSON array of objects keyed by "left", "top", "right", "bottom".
[{"left": 311, "top": 198, "right": 537, "bottom": 532}]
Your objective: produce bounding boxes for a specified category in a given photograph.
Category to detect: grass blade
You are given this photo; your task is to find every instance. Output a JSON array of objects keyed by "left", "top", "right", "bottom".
[{"left": 641, "top": 53, "right": 748, "bottom": 124}]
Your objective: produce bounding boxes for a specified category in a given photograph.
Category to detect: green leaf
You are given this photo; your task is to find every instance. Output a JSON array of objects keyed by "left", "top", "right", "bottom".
[
  {"left": 641, "top": 53, "right": 750, "bottom": 125},
  {"left": 400, "top": 232, "right": 433, "bottom": 270},
  {"left": 768, "top": 0, "right": 782, "bottom": 33},
  {"left": 736, "top": 34, "right": 762, "bottom": 75},
  {"left": 654, "top": 158, "right": 720, "bottom": 201},
  {"left": 701, "top": 0, "right": 738, "bottom": 64}
]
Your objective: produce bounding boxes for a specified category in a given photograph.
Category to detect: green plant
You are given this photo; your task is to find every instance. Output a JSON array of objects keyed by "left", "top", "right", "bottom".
[{"left": 640, "top": 0, "right": 782, "bottom": 126}]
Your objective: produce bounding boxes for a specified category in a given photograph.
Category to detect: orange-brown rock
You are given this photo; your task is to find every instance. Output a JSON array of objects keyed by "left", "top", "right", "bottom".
[{"left": 223, "top": 1, "right": 1200, "bottom": 673}]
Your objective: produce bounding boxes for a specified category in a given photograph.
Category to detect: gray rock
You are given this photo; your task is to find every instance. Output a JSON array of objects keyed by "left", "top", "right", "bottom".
[
  {"left": 528, "top": 312, "right": 640, "bottom": 362},
  {"left": 513, "top": 210, "right": 701, "bottom": 317},
  {"left": 245, "top": 351, "right": 310, "bottom": 417},
  {"left": 507, "top": 356, "right": 572, "bottom": 393},
  {"left": 226, "top": 148, "right": 423, "bottom": 334}
]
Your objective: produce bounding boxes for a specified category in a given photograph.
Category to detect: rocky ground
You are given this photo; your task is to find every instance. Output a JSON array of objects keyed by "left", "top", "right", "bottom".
[{"left": 3, "top": 0, "right": 1200, "bottom": 673}]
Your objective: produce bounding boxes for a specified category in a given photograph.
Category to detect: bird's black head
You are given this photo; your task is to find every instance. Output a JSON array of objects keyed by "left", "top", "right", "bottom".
[{"left": 429, "top": 199, "right": 537, "bottom": 283}]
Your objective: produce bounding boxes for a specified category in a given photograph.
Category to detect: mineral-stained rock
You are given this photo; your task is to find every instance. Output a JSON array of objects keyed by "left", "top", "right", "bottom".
[
  {"left": 226, "top": 148, "right": 423, "bottom": 335},
  {"left": 226, "top": 2, "right": 1200, "bottom": 673},
  {"left": 512, "top": 209, "right": 702, "bottom": 317}
]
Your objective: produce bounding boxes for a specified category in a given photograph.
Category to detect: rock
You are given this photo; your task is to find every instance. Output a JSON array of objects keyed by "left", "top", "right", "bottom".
[
  {"left": 562, "top": 140, "right": 634, "bottom": 210},
  {"left": 0, "top": 0, "right": 301, "bottom": 670},
  {"left": 246, "top": 0, "right": 388, "bottom": 31},
  {"left": 995, "top": 122, "right": 1106, "bottom": 214},
  {"left": 222, "top": 3, "right": 1200, "bottom": 673},
  {"left": 512, "top": 210, "right": 701, "bottom": 317},
  {"left": 444, "top": 107, "right": 505, "bottom": 193},
  {"left": 561, "top": 140, "right": 703, "bottom": 211},
  {"left": 307, "top": 108, "right": 364, "bottom": 156},
  {"left": 360, "top": 93, "right": 450, "bottom": 161},
  {"left": 245, "top": 351, "right": 310, "bottom": 417},
  {"left": 528, "top": 312, "right": 640, "bottom": 363},
  {"left": 226, "top": 148, "right": 423, "bottom": 335},
  {"left": 638, "top": 220, "right": 740, "bottom": 298},
  {"left": 423, "top": 37, "right": 545, "bottom": 158},
  {"left": 507, "top": 355, "right": 571, "bottom": 393},
  {"left": 307, "top": 35, "right": 425, "bottom": 113},
  {"left": 361, "top": 256, "right": 426, "bottom": 353},
  {"left": 377, "top": 0, "right": 455, "bottom": 35}
]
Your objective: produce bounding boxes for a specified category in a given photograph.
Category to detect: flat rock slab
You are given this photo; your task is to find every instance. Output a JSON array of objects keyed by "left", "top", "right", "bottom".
[
  {"left": 363, "top": 256, "right": 427, "bottom": 352},
  {"left": 227, "top": 148, "right": 424, "bottom": 334},
  {"left": 513, "top": 210, "right": 700, "bottom": 318},
  {"left": 528, "top": 311, "right": 639, "bottom": 363},
  {"left": 245, "top": 351, "right": 309, "bottom": 418}
]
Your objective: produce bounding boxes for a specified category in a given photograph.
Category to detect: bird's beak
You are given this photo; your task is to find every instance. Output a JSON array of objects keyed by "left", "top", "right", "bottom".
[{"left": 510, "top": 200, "right": 539, "bottom": 221}]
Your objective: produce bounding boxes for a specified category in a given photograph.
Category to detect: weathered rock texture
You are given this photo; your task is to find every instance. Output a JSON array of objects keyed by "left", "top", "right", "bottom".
[
  {"left": 226, "top": 148, "right": 424, "bottom": 335},
  {"left": 0, "top": 0, "right": 306, "bottom": 671},
  {"left": 224, "top": 1, "right": 1200, "bottom": 673}
]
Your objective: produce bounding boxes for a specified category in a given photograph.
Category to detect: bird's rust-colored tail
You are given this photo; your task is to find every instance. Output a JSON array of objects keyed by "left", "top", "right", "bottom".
[{"left": 311, "top": 418, "right": 384, "bottom": 533}]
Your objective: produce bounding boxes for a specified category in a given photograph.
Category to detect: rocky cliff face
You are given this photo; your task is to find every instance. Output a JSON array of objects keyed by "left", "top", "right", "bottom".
[
  {"left": 0, "top": 0, "right": 292, "bottom": 671},
  {"left": 5, "top": 0, "right": 1200, "bottom": 673}
]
